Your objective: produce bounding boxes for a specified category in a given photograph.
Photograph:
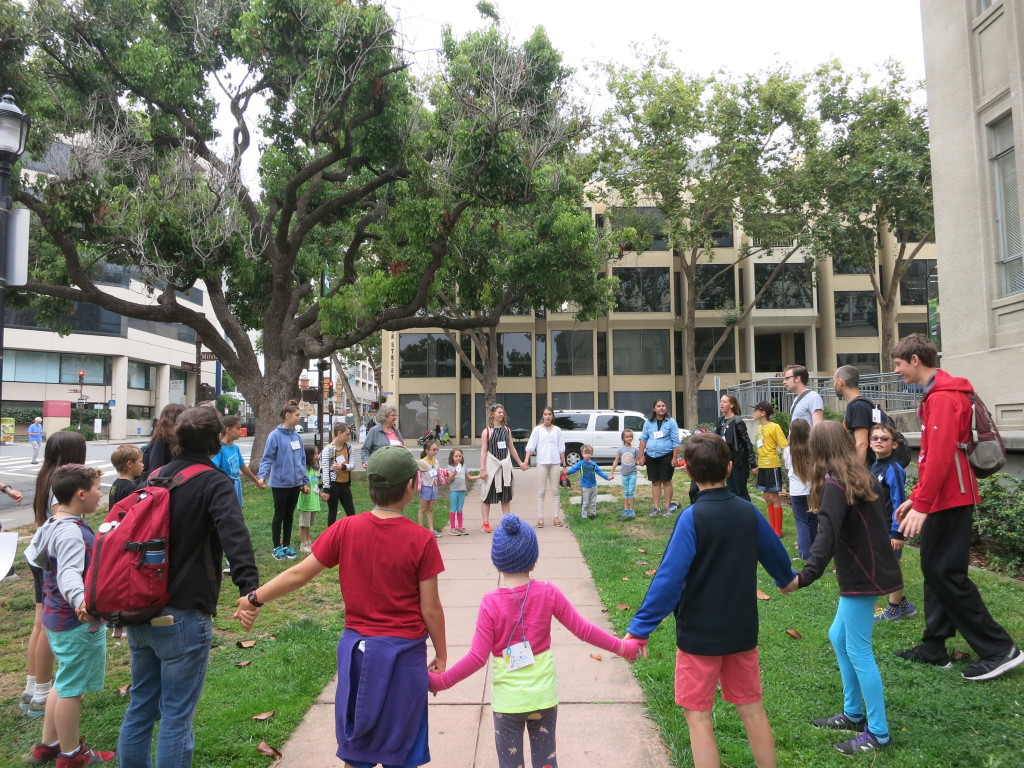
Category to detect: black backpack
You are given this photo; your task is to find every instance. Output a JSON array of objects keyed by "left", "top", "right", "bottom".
[{"left": 851, "top": 398, "right": 912, "bottom": 468}]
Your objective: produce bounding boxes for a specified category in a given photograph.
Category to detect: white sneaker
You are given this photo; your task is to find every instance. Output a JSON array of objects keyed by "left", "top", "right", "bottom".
[{"left": 300, "top": 543, "right": 312, "bottom": 553}]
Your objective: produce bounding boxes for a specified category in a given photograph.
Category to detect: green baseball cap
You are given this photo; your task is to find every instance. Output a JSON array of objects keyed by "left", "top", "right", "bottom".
[{"left": 366, "top": 446, "right": 430, "bottom": 488}]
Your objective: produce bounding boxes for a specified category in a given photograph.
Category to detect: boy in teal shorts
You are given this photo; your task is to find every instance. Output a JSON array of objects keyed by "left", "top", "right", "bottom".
[{"left": 24, "top": 464, "right": 115, "bottom": 767}]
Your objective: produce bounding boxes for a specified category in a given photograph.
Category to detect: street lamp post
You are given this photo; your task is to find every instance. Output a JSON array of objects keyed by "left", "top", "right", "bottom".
[{"left": 0, "top": 90, "right": 32, "bottom": 444}]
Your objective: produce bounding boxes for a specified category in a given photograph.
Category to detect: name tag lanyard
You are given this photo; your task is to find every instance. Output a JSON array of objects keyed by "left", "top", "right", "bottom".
[{"left": 502, "top": 578, "right": 535, "bottom": 670}]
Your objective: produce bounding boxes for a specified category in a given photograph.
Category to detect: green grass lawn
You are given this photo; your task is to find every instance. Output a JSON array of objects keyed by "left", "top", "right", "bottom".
[{"left": 566, "top": 476, "right": 1024, "bottom": 768}]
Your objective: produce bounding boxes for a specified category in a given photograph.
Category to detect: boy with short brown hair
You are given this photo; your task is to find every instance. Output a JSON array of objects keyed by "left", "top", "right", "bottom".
[{"left": 108, "top": 444, "right": 143, "bottom": 509}]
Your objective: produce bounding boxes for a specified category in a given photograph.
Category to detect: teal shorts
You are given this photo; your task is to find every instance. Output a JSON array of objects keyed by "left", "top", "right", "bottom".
[{"left": 46, "top": 623, "right": 107, "bottom": 697}]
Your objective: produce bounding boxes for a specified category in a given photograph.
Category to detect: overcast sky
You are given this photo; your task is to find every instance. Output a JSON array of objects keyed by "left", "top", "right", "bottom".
[{"left": 395, "top": 0, "right": 926, "bottom": 86}]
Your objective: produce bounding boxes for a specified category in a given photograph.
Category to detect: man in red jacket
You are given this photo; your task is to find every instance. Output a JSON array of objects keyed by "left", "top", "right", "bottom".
[{"left": 892, "top": 334, "right": 1022, "bottom": 681}]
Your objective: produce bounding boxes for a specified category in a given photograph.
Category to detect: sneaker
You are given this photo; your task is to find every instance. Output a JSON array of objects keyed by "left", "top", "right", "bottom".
[
  {"left": 20, "top": 691, "right": 32, "bottom": 711},
  {"left": 536, "top": 518, "right": 544, "bottom": 528},
  {"left": 621, "top": 510, "right": 635, "bottom": 519},
  {"left": 898, "top": 598, "right": 917, "bottom": 618},
  {"left": 668, "top": 502, "right": 679, "bottom": 513},
  {"left": 874, "top": 603, "right": 902, "bottom": 622},
  {"left": 833, "top": 731, "right": 890, "bottom": 755},
  {"left": 432, "top": 529, "right": 441, "bottom": 538},
  {"left": 962, "top": 646, "right": 1024, "bottom": 681},
  {"left": 284, "top": 546, "right": 297, "bottom": 559},
  {"left": 29, "top": 740, "right": 62, "bottom": 764},
  {"left": 649, "top": 508, "right": 661, "bottom": 518},
  {"left": 893, "top": 645, "right": 952, "bottom": 669},
  {"left": 481, "top": 522, "right": 492, "bottom": 533},
  {"left": 272, "top": 546, "right": 287, "bottom": 560},
  {"left": 55, "top": 744, "right": 116, "bottom": 767},
  {"left": 447, "top": 528, "right": 460, "bottom": 536},
  {"left": 459, "top": 527, "right": 469, "bottom": 535},
  {"left": 588, "top": 512, "right": 597, "bottom": 519},
  {"left": 812, "top": 712, "right": 866, "bottom": 731},
  {"left": 26, "top": 698, "right": 46, "bottom": 717}
]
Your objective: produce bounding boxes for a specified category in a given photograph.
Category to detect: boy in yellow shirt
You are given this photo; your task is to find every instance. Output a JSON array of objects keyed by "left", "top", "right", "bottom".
[{"left": 752, "top": 400, "right": 787, "bottom": 537}]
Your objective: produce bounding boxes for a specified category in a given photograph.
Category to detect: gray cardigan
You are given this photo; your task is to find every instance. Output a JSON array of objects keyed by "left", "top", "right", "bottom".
[{"left": 360, "top": 424, "right": 404, "bottom": 465}]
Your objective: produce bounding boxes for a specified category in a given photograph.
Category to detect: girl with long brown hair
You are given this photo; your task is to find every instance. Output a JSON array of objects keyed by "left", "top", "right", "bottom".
[
  {"left": 782, "top": 421, "right": 902, "bottom": 755},
  {"left": 783, "top": 418, "right": 816, "bottom": 559}
]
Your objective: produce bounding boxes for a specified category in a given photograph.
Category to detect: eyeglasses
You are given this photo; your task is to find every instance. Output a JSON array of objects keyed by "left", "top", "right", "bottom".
[
  {"left": 782, "top": 375, "right": 797, "bottom": 381},
  {"left": 870, "top": 435, "right": 892, "bottom": 442},
  {"left": 489, "top": 403, "right": 503, "bottom": 411}
]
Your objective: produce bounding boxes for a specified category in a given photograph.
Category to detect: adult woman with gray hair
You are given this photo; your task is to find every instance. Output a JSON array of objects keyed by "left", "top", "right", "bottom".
[{"left": 361, "top": 403, "right": 404, "bottom": 467}]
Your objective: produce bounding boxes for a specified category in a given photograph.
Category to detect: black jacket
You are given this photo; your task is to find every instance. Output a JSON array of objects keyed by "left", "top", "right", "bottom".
[
  {"left": 715, "top": 416, "right": 757, "bottom": 469},
  {"left": 158, "top": 453, "right": 258, "bottom": 614}
]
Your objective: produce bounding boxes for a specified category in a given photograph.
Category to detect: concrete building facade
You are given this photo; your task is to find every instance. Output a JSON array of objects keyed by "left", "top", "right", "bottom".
[{"left": 920, "top": 0, "right": 1024, "bottom": 427}]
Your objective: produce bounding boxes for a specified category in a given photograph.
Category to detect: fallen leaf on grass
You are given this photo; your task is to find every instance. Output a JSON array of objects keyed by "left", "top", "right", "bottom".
[
  {"left": 616, "top": 603, "right": 631, "bottom": 611},
  {"left": 235, "top": 661, "right": 251, "bottom": 668},
  {"left": 236, "top": 640, "right": 257, "bottom": 649},
  {"left": 252, "top": 711, "right": 275, "bottom": 721},
  {"left": 638, "top": 548, "right": 647, "bottom": 553},
  {"left": 118, "top": 683, "right": 130, "bottom": 697},
  {"left": 621, "top": 577, "right": 630, "bottom": 581},
  {"left": 636, "top": 560, "right": 648, "bottom": 565},
  {"left": 590, "top": 654, "right": 603, "bottom": 661},
  {"left": 645, "top": 569, "right": 657, "bottom": 576},
  {"left": 951, "top": 650, "right": 967, "bottom": 660},
  {"left": 756, "top": 590, "right": 770, "bottom": 601},
  {"left": 256, "top": 741, "right": 281, "bottom": 758},
  {"left": 786, "top": 629, "right": 803, "bottom": 639}
]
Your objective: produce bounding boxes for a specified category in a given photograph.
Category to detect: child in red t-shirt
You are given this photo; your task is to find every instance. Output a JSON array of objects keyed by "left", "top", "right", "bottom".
[{"left": 235, "top": 447, "right": 447, "bottom": 768}]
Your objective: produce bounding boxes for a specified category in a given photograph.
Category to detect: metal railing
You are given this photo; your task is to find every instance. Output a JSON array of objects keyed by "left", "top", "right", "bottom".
[{"left": 726, "top": 373, "right": 923, "bottom": 416}]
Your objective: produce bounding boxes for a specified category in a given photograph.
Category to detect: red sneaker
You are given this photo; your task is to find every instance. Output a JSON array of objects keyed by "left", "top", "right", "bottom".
[
  {"left": 55, "top": 743, "right": 115, "bottom": 768},
  {"left": 29, "top": 741, "right": 61, "bottom": 764},
  {"left": 481, "top": 521, "right": 492, "bottom": 533}
]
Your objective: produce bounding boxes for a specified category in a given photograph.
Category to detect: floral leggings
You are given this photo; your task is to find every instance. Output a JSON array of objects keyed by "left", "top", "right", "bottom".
[{"left": 493, "top": 706, "right": 558, "bottom": 768}]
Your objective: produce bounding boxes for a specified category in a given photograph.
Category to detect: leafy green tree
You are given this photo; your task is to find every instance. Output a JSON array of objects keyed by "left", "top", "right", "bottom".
[
  {"left": 809, "top": 61, "right": 934, "bottom": 364},
  {"left": 593, "top": 49, "right": 821, "bottom": 426},
  {"left": 9, "top": 0, "right": 585, "bottom": 457}
]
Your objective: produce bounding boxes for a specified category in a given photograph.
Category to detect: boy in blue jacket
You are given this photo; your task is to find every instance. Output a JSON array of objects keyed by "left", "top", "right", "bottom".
[
  {"left": 625, "top": 434, "right": 796, "bottom": 768},
  {"left": 870, "top": 423, "right": 916, "bottom": 622},
  {"left": 566, "top": 444, "right": 609, "bottom": 519}
]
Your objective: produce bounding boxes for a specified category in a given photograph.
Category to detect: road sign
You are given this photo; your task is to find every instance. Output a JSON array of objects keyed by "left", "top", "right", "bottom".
[
  {"left": 180, "top": 361, "right": 200, "bottom": 373},
  {"left": 201, "top": 352, "right": 218, "bottom": 362}
]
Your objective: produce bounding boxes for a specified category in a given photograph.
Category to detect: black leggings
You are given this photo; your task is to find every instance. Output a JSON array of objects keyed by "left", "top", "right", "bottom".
[
  {"left": 271, "top": 486, "right": 301, "bottom": 548},
  {"left": 493, "top": 706, "right": 558, "bottom": 768},
  {"left": 326, "top": 481, "right": 355, "bottom": 527}
]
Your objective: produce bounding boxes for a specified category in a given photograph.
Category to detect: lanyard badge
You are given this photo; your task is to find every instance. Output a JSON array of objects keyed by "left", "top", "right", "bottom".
[{"left": 502, "top": 580, "right": 536, "bottom": 671}]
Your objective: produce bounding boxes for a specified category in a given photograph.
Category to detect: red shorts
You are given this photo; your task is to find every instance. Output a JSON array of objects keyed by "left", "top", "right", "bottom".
[{"left": 674, "top": 647, "right": 763, "bottom": 711}]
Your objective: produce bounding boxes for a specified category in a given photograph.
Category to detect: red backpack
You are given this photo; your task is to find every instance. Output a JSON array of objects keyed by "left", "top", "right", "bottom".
[{"left": 84, "top": 464, "right": 213, "bottom": 625}]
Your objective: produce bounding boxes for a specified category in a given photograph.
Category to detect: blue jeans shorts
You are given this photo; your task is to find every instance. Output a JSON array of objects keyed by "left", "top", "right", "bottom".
[{"left": 419, "top": 485, "right": 438, "bottom": 502}]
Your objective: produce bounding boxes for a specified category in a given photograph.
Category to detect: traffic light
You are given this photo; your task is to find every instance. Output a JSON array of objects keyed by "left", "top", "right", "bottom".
[
  {"left": 370, "top": 400, "right": 379, "bottom": 411},
  {"left": 322, "top": 379, "right": 333, "bottom": 401},
  {"left": 78, "top": 370, "right": 85, "bottom": 385}
]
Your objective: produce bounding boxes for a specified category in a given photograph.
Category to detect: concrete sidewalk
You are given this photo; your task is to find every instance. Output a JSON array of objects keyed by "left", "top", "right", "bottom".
[{"left": 274, "top": 469, "right": 671, "bottom": 767}]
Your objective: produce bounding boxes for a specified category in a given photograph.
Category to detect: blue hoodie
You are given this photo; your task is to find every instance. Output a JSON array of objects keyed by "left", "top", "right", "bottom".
[{"left": 258, "top": 425, "right": 307, "bottom": 488}]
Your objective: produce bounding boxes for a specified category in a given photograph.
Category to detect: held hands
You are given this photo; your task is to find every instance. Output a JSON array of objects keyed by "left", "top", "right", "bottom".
[
  {"left": 622, "top": 633, "right": 649, "bottom": 660},
  {"left": 780, "top": 576, "right": 799, "bottom": 595},
  {"left": 519, "top": 462, "right": 529, "bottom": 472},
  {"left": 428, "top": 656, "right": 446, "bottom": 674},
  {"left": 427, "top": 671, "right": 443, "bottom": 695},
  {"left": 255, "top": 478, "right": 267, "bottom": 490},
  {"left": 232, "top": 596, "right": 260, "bottom": 631},
  {"left": 319, "top": 492, "right": 330, "bottom": 501},
  {"left": 891, "top": 538, "right": 905, "bottom": 552}
]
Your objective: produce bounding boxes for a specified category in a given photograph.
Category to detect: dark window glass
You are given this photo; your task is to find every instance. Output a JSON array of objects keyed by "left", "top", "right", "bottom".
[
  {"left": 606, "top": 206, "right": 668, "bottom": 250},
  {"left": 400, "top": 394, "right": 457, "bottom": 440},
  {"left": 460, "top": 335, "right": 473, "bottom": 379},
  {"left": 754, "top": 333, "right": 783, "bottom": 374},
  {"left": 60, "top": 355, "right": 112, "bottom": 385},
  {"left": 754, "top": 263, "right": 814, "bottom": 309},
  {"left": 474, "top": 393, "right": 531, "bottom": 437},
  {"left": 127, "top": 316, "right": 196, "bottom": 344},
  {"left": 834, "top": 291, "right": 879, "bottom": 337},
  {"left": 613, "top": 329, "right": 671, "bottom": 375},
  {"left": 898, "top": 322, "right": 928, "bottom": 339},
  {"left": 399, "top": 333, "right": 456, "bottom": 378},
  {"left": 693, "top": 264, "right": 737, "bottom": 310},
  {"left": 597, "top": 332, "right": 607, "bottom": 376},
  {"left": 836, "top": 353, "right": 881, "bottom": 375},
  {"left": 535, "top": 333, "right": 546, "bottom": 378},
  {"left": 694, "top": 328, "right": 736, "bottom": 373},
  {"left": 624, "top": 415, "right": 646, "bottom": 432},
  {"left": 551, "top": 392, "right": 594, "bottom": 410},
  {"left": 127, "top": 361, "right": 154, "bottom": 390},
  {"left": 612, "top": 267, "right": 671, "bottom": 312},
  {"left": 899, "top": 259, "right": 938, "bottom": 306},
  {"left": 598, "top": 391, "right": 609, "bottom": 409},
  {"left": 553, "top": 413, "right": 591, "bottom": 431},
  {"left": 6, "top": 302, "right": 125, "bottom": 336},
  {"left": 498, "top": 333, "right": 532, "bottom": 377},
  {"left": 595, "top": 414, "right": 619, "bottom": 432},
  {"left": 551, "top": 331, "right": 593, "bottom": 376},
  {"left": 460, "top": 393, "right": 472, "bottom": 442},
  {"left": 710, "top": 211, "right": 734, "bottom": 247},
  {"left": 674, "top": 330, "right": 684, "bottom": 376},
  {"left": 831, "top": 252, "right": 872, "bottom": 274},
  {"left": 614, "top": 391, "right": 672, "bottom": 414}
]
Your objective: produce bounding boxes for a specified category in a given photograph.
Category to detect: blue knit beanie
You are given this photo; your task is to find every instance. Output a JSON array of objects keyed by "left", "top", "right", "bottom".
[{"left": 491, "top": 514, "right": 539, "bottom": 574}]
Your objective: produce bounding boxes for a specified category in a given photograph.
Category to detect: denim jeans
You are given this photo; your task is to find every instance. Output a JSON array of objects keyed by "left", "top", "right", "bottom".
[
  {"left": 118, "top": 607, "right": 213, "bottom": 768},
  {"left": 791, "top": 495, "right": 817, "bottom": 560}
]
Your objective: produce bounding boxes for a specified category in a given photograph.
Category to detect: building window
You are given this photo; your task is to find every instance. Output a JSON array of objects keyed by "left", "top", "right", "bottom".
[
  {"left": 831, "top": 252, "right": 872, "bottom": 274},
  {"left": 127, "top": 361, "right": 155, "bottom": 390},
  {"left": 535, "top": 333, "right": 546, "bottom": 378},
  {"left": 460, "top": 336, "right": 473, "bottom": 379},
  {"left": 614, "top": 391, "right": 672, "bottom": 414},
  {"left": 398, "top": 333, "right": 456, "bottom": 378},
  {"left": 898, "top": 322, "right": 928, "bottom": 339},
  {"left": 613, "top": 329, "right": 671, "bottom": 375},
  {"left": 899, "top": 259, "right": 938, "bottom": 306},
  {"left": 127, "top": 316, "right": 195, "bottom": 344},
  {"left": 5, "top": 302, "right": 125, "bottom": 336},
  {"left": 754, "top": 263, "right": 814, "bottom": 309},
  {"left": 834, "top": 291, "right": 879, "bottom": 337},
  {"left": 597, "top": 332, "right": 607, "bottom": 376},
  {"left": 694, "top": 328, "right": 737, "bottom": 373},
  {"left": 496, "top": 333, "right": 532, "bottom": 378},
  {"left": 991, "top": 116, "right": 1023, "bottom": 296},
  {"left": 169, "top": 368, "right": 189, "bottom": 395},
  {"left": 602, "top": 207, "right": 668, "bottom": 251},
  {"left": 551, "top": 330, "right": 593, "bottom": 376},
  {"left": 475, "top": 393, "right": 531, "bottom": 437},
  {"left": 693, "top": 264, "right": 736, "bottom": 310},
  {"left": 836, "top": 353, "right": 881, "bottom": 375},
  {"left": 399, "top": 393, "right": 456, "bottom": 441},
  {"left": 613, "top": 267, "right": 671, "bottom": 313},
  {"left": 551, "top": 392, "right": 594, "bottom": 410},
  {"left": 710, "top": 209, "right": 734, "bottom": 248}
]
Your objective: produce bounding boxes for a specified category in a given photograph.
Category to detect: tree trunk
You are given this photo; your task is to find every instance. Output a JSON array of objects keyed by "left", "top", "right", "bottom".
[
  {"left": 332, "top": 353, "right": 362, "bottom": 435},
  {"left": 237, "top": 360, "right": 306, "bottom": 474}
]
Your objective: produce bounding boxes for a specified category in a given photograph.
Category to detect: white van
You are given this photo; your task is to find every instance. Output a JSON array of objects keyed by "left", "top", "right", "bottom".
[{"left": 551, "top": 410, "right": 648, "bottom": 466}]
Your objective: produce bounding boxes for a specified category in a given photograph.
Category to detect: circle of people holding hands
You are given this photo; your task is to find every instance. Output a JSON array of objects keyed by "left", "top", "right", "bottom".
[{"left": 16, "top": 334, "right": 1023, "bottom": 768}]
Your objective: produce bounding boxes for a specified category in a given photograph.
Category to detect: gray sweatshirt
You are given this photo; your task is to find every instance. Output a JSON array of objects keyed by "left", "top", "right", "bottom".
[{"left": 25, "top": 514, "right": 90, "bottom": 611}]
